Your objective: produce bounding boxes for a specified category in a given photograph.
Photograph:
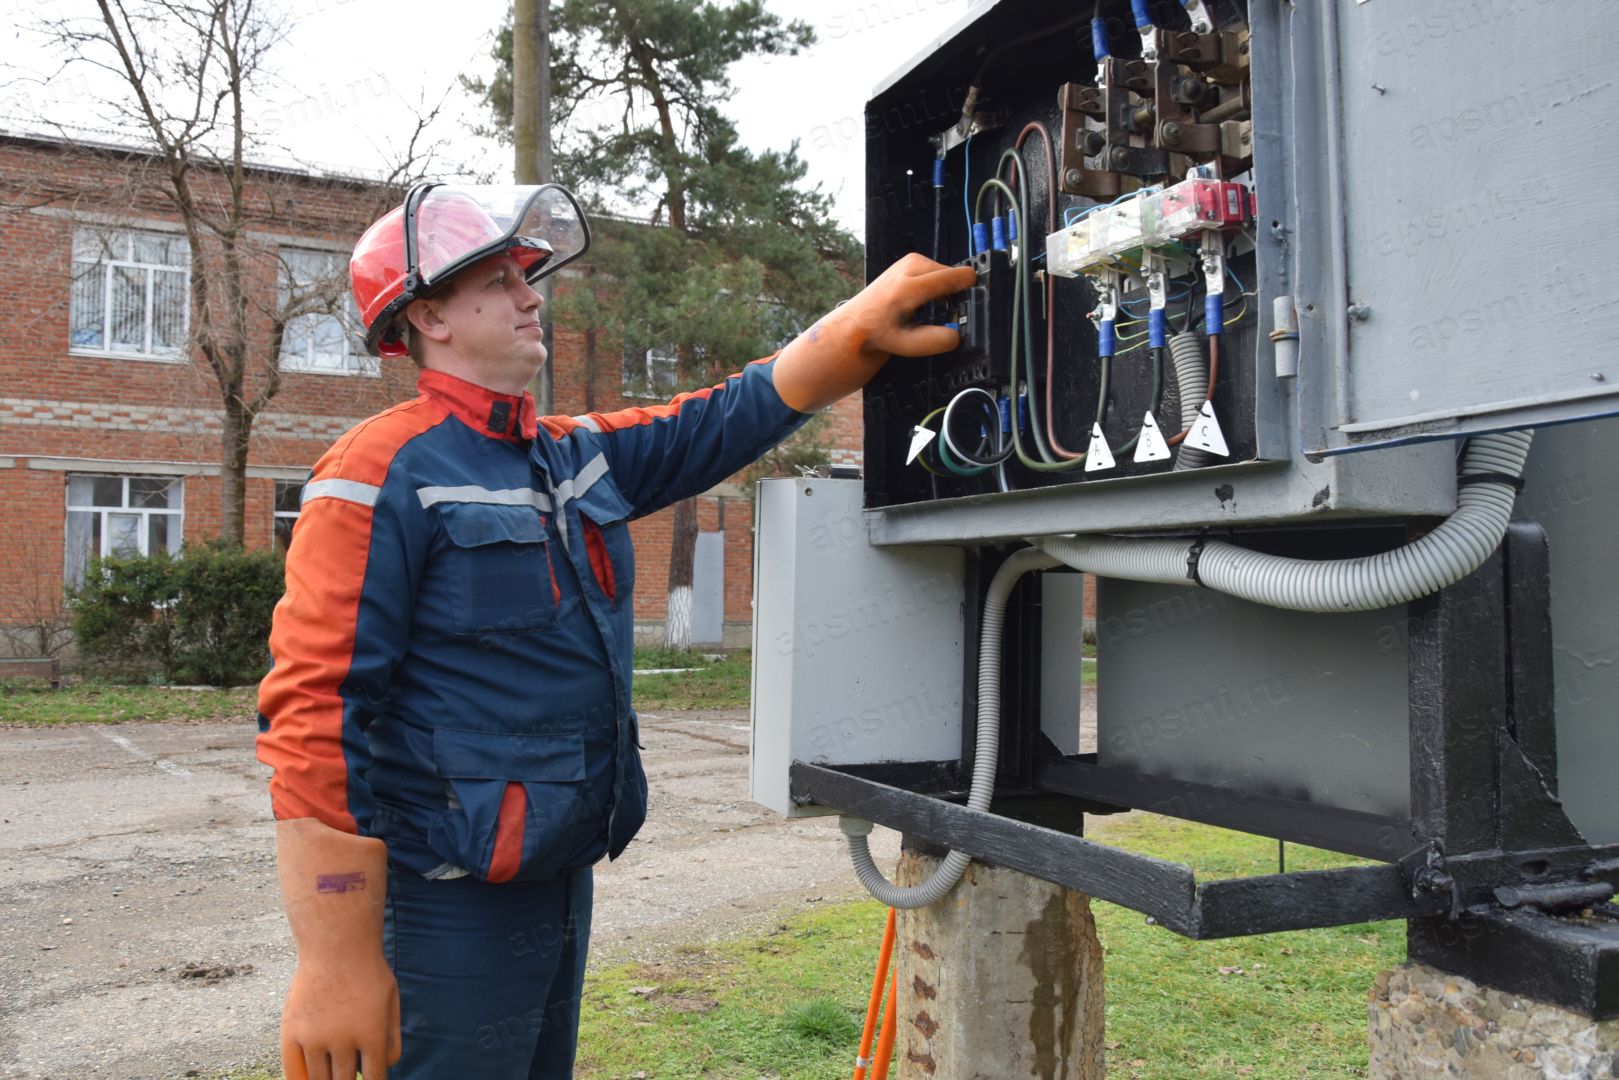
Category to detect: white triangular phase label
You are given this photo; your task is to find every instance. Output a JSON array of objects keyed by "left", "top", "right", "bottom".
[
  {"left": 1186, "top": 401, "right": 1229, "bottom": 456},
  {"left": 1085, "top": 423, "right": 1116, "bottom": 472},
  {"left": 1133, "top": 412, "right": 1171, "bottom": 462},
  {"left": 906, "top": 425, "right": 936, "bottom": 465}
]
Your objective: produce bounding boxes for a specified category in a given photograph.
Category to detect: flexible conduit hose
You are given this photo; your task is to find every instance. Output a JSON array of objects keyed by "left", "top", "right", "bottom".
[
  {"left": 1038, "top": 430, "right": 1534, "bottom": 613},
  {"left": 1167, "top": 330, "right": 1211, "bottom": 472},
  {"left": 840, "top": 547, "right": 1061, "bottom": 908}
]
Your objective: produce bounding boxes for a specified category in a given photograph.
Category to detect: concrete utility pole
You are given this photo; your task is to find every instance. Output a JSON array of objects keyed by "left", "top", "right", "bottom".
[
  {"left": 894, "top": 847, "right": 1105, "bottom": 1078},
  {"left": 513, "top": 0, "right": 554, "bottom": 415}
]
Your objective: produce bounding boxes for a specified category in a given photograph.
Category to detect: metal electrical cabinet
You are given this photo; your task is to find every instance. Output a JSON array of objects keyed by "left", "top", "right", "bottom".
[{"left": 751, "top": 0, "right": 1619, "bottom": 1019}]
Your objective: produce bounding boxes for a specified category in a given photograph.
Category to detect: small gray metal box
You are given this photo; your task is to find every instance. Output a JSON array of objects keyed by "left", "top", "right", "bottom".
[{"left": 749, "top": 478, "right": 966, "bottom": 817}]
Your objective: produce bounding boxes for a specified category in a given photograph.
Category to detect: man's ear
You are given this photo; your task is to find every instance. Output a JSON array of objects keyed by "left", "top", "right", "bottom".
[{"left": 405, "top": 297, "right": 452, "bottom": 346}]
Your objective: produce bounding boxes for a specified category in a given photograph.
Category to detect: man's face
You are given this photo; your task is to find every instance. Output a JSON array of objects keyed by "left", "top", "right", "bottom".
[{"left": 418, "top": 251, "right": 546, "bottom": 382}]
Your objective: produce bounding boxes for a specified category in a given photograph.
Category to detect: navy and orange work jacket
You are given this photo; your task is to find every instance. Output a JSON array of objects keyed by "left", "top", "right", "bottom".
[{"left": 256, "top": 357, "right": 810, "bottom": 882}]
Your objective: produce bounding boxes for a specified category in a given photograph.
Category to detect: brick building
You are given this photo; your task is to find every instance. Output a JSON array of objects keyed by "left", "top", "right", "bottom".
[{"left": 0, "top": 132, "right": 862, "bottom": 658}]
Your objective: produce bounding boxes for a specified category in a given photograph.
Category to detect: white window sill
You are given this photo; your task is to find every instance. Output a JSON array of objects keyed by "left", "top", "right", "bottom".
[
  {"left": 68, "top": 348, "right": 186, "bottom": 364},
  {"left": 279, "top": 361, "right": 381, "bottom": 379}
]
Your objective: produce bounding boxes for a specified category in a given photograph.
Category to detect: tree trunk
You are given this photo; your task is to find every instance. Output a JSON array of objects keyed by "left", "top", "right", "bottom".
[
  {"left": 664, "top": 496, "right": 697, "bottom": 650},
  {"left": 220, "top": 398, "right": 251, "bottom": 547},
  {"left": 514, "top": 0, "right": 555, "bottom": 415}
]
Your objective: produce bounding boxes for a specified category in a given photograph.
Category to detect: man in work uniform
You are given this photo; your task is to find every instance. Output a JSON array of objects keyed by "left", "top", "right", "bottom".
[{"left": 255, "top": 182, "right": 974, "bottom": 1080}]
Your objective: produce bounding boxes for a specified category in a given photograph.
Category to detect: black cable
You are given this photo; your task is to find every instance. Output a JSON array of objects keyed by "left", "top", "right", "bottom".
[{"left": 972, "top": 10, "right": 1094, "bottom": 86}]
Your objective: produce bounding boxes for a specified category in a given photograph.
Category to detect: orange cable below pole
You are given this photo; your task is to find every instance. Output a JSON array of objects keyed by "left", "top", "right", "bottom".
[
  {"left": 871, "top": 961, "right": 900, "bottom": 1080},
  {"left": 853, "top": 908, "right": 897, "bottom": 1080}
]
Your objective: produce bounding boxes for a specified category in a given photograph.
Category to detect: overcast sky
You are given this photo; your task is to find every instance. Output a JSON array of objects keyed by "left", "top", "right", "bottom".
[{"left": 1, "top": 0, "right": 974, "bottom": 233}]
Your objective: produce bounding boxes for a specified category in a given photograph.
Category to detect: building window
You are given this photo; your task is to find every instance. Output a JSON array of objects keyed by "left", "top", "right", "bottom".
[
  {"left": 273, "top": 479, "right": 303, "bottom": 552},
  {"left": 65, "top": 475, "right": 184, "bottom": 586},
  {"left": 70, "top": 227, "right": 190, "bottom": 358},
  {"left": 278, "top": 248, "right": 377, "bottom": 376},
  {"left": 622, "top": 344, "right": 681, "bottom": 399}
]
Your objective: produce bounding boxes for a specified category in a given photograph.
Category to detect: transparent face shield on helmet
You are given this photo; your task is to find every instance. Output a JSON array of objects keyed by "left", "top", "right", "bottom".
[{"left": 404, "top": 183, "right": 591, "bottom": 293}]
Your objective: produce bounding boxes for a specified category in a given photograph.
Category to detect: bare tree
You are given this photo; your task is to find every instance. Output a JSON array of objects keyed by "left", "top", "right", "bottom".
[
  {"left": 22, "top": 0, "right": 438, "bottom": 545},
  {"left": 0, "top": 539, "right": 77, "bottom": 659}
]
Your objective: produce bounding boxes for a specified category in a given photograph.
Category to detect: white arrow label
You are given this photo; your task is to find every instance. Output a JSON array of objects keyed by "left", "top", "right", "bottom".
[
  {"left": 1085, "top": 423, "right": 1116, "bottom": 472},
  {"left": 1133, "top": 411, "right": 1171, "bottom": 462},
  {"left": 906, "top": 425, "right": 936, "bottom": 465},
  {"left": 1186, "top": 401, "right": 1229, "bottom": 456}
]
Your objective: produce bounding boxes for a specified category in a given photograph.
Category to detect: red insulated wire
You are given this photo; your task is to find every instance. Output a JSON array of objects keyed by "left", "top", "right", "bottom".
[{"left": 1013, "top": 121, "right": 1086, "bottom": 460}]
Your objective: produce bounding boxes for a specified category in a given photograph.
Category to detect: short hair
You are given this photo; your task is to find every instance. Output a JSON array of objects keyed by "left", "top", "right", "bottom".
[{"left": 403, "top": 320, "right": 425, "bottom": 367}]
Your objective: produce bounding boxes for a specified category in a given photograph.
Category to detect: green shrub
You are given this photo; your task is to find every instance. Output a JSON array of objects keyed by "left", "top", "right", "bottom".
[
  {"left": 71, "top": 542, "right": 283, "bottom": 686},
  {"left": 69, "top": 549, "right": 182, "bottom": 682}
]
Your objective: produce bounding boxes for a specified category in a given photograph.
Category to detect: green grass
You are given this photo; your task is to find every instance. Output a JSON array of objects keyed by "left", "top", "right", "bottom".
[
  {"left": 572, "top": 815, "right": 1397, "bottom": 1079},
  {"left": 1088, "top": 814, "right": 1398, "bottom": 1079},
  {"left": 632, "top": 648, "right": 752, "bottom": 711},
  {"left": 0, "top": 649, "right": 753, "bottom": 725},
  {"left": 0, "top": 681, "right": 257, "bottom": 726},
  {"left": 577, "top": 900, "right": 880, "bottom": 1079}
]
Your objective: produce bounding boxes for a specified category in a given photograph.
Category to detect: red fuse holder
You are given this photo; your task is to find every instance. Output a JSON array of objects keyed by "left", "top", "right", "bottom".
[{"left": 1149, "top": 177, "right": 1252, "bottom": 239}]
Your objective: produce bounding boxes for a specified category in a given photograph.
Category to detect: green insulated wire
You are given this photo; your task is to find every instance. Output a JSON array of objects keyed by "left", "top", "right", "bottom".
[
  {"left": 978, "top": 161, "right": 1085, "bottom": 473},
  {"left": 1114, "top": 346, "right": 1164, "bottom": 456}
]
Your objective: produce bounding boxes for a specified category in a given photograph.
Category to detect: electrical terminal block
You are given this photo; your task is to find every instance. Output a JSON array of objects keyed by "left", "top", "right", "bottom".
[
  {"left": 1045, "top": 177, "right": 1252, "bottom": 279},
  {"left": 1046, "top": 195, "right": 1172, "bottom": 278}
]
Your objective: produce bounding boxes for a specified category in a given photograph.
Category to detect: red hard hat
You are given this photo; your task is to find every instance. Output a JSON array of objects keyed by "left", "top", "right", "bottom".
[{"left": 350, "top": 183, "right": 591, "bottom": 357}]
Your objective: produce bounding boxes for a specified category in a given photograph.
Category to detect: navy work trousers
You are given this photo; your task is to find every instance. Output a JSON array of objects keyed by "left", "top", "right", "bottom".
[{"left": 383, "top": 865, "right": 592, "bottom": 1078}]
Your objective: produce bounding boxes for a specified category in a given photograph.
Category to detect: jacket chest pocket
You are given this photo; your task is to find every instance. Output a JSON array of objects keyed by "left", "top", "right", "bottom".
[
  {"left": 574, "top": 482, "right": 635, "bottom": 607},
  {"left": 437, "top": 502, "right": 558, "bottom": 634}
]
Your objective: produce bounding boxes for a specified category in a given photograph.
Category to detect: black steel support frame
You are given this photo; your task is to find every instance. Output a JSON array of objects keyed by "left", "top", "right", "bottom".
[{"left": 787, "top": 524, "right": 1619, "bottom": 1017}]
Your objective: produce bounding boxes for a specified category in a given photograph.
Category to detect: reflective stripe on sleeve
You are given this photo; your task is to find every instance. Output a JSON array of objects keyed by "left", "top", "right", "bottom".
[{"left": 301, "top": 478, "right": 382, "bottom": 508}]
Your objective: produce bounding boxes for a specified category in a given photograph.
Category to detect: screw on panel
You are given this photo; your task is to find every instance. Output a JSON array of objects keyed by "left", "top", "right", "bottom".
[
  {"left": 1371, "top": 83, "right": 1387, "bottom": 95},
  {"left": 1348, "top": 304, "right": 1372, "bottom": 321},
  {"left": 1064, "top": 167, "right": 1084, "bottom": 188},
  {"left": 1592, "top": 373, "right": 1607, "bottom": 382}
]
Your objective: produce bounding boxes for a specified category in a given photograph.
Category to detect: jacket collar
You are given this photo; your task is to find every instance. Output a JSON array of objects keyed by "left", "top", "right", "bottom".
[{"left": 418, "top": 368, "right": 537, "bottom": 441}]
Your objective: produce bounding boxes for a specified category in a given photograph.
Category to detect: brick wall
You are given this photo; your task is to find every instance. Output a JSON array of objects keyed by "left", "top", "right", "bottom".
[{"left": 0, "top": 134, "right": 863, "bottom": 653}]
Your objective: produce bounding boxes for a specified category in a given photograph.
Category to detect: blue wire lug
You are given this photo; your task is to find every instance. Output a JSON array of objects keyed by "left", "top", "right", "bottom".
[
  {"left": 1098, "top": 319, "right": 1116, "bottom": 358},
  {"left": 991, "top": 216, "right": 1007, "bottom": 252},
  {"left": 1131, "top": 0, "right": 1153, "bottom": 28},
  {"left": 1148, "top": 309, "right": 1167, "bottom": 349},
  {"left": 1204, "top": 294, "right": 1224, "bottom": 336},
  {"left": 1092, "top": 18, "right": 1110, "bottom": 59},
  {"left": 971, "top": 221, "right": 989, "bottom": 256}
]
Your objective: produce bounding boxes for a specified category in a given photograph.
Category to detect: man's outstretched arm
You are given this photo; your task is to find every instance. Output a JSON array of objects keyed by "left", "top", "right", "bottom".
[{"left": 772, "top": 253, "right": 977, "bottom": 413}]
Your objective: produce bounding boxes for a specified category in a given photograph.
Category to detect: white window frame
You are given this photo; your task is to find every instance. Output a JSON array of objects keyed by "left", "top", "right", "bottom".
[
  {"left": 272, "top": 478, "right": 303, "bottom": 551},
  {"left": 623, "top": 343, "right": 682, "bottom": 400},
  {"left": 69, "top": 226, "right": 190, "bottom": 362},
  {"left": 277, "top": 247, "right": 378, "bottom": 378},
  {"left": 64, "top": 474, "right": 185, "bottom": 586}
]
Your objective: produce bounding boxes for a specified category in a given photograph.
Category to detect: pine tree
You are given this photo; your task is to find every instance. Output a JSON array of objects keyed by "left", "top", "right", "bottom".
[{"left": 470, "top": 0, "right": 862, "bottom": 650}]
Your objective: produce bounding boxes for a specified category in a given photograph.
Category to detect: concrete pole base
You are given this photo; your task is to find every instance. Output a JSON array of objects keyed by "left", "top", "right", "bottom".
[
  {"left": 893, "top": 850, "right": 1105, "bottom": 1079},
  {"left": 1369, "top": 963, "right": 1619, "bottom": 1078}
]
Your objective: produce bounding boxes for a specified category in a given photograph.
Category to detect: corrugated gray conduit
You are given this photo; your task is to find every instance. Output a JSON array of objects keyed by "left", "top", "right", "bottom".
[
  {"left": 842, "top": 430, "right": 1532, "bottom": 907},
  {"left": 840, "top": 547, "right": 1061, "bottom": 908},
  {"left": 1168, "top": 329, "right": 1211, "bottom": 472},
  {"left": 1039, "top": 430, "right": 1534, "bottom": 613}
]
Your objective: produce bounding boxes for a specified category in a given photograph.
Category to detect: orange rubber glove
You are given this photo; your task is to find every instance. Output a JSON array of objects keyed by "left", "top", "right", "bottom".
[
  {"left": 774, "top": 253, "right": 979, "bottom": 413},
  {"left": 276, "top": 818, "right": 400, "bottom": 1080}
]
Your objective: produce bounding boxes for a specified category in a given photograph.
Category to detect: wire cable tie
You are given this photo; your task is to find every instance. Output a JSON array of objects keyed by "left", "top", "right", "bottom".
[
  {"left": 1186, "top": 530, "right": 1210, "bottom": 586},
  {"left": 1456, "top": 471, "right": 1526, "bottom": 493}
]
